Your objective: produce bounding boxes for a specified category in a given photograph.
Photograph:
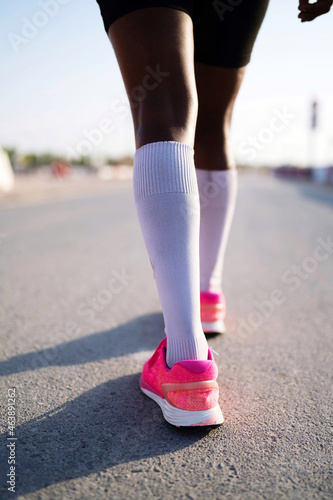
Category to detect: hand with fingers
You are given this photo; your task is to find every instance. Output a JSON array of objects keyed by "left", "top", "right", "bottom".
[{"left": 298, "top": 0, "right": 333, "bottom": 22}]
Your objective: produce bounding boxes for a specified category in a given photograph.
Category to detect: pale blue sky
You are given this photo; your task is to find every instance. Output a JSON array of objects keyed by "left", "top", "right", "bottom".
[{"left": 0, "top": 0, "right": 332, "bottom": 166}]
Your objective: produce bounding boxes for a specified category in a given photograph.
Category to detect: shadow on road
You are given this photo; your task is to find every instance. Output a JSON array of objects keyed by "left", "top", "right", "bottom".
[
  {"left": 0, "top": 313, "right": 224, "bottom": 497},
  {"left": 0, "top": 312, "right": 167, "bottom": 377},
  {"left": 0, "top": 373, "right": 222, "bottom": 498}
]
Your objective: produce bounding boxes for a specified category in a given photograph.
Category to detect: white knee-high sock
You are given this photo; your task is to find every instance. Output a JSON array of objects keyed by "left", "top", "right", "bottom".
[
  {"left": 196, "top": 169, "right": 238, "bottom": 293},
  {"left": 133, "top": 141, "right": 208, "bottom": 368}
]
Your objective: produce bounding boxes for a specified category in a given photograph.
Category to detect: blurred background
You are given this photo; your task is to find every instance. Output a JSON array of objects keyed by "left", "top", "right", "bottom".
[{"left": 1, "top": 0, "right": 333, "bottom": 203}]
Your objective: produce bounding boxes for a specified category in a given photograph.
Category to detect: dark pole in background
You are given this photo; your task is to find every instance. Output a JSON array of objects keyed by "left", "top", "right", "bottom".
[{"left": 309, "top": 100, "right": 318, "bottom": 170}]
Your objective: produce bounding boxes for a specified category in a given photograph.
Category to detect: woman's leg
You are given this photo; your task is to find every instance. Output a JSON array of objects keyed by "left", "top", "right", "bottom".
[
  {"left": 109, "top": 8, "right": 207, "bottom": 367},
  {"left": 194, "top": 63, "right": 246, "bottom": 172},
  {"left": 194, "top": 63, "right": 246, "bottom": 294}
]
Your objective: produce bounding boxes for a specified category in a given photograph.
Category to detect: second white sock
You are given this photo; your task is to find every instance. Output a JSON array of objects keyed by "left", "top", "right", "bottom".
[{"left": 196, "top": 169, "right": 238, "bottom": 293}]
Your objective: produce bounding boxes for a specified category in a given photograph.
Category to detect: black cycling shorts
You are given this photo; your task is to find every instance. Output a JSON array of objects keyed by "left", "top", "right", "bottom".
[{"left": 96, "top": 0, "right": 269, "bottom": 68}]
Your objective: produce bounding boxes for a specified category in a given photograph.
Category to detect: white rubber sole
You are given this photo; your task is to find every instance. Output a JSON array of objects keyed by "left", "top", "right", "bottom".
[
  {"left": 141, "top": 387, "right": 224, "bottom": 427},
  {"left": 202, "top": 319, "right": 226, "bottom": 335}
]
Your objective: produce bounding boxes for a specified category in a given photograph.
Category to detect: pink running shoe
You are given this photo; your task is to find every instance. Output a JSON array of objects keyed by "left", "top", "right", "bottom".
[
  {"left": 200, "top": 291, "right": 226, "bottom": 335},
  {"left": 140, "top": 338, "right": 224, "bottom": 427}
]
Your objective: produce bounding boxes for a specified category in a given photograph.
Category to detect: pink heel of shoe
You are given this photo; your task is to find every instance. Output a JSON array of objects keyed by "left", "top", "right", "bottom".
[{"left": 200, "top": 291, "right": 226, "bottom": 335}]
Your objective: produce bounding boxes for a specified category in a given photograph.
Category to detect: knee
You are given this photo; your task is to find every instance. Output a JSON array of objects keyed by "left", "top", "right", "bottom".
[{"left": 131, "top": 85, "right": 198, "bottom": 148}]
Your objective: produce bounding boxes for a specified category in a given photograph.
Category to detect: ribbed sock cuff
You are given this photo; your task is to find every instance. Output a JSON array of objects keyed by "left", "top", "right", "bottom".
[
  {"left": 133, "top": 141, "right": 198, "bottom": 203},
  {"left": 166, "top": 336, "right": 208, "bottom": 368}
]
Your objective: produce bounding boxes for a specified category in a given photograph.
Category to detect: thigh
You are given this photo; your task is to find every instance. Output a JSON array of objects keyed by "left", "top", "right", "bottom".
[{"left": 107, "top": 7, "right": 198, "bottom": 148}]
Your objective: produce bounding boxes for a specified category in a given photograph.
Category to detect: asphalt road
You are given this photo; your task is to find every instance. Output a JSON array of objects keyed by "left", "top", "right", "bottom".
[{"left": 0, "top": 172, "right": 332, "bottom": 499}]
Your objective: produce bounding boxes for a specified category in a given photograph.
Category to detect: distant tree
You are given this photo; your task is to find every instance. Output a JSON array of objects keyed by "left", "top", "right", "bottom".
[
  {"left": 104, "top": 157, "right": 118, "bottom": 166},
  {"left": 20, "top": 152, "right": 61, "bottom": 168},
  {"left": 103, "top": 155, "right": 134, "bottom": 166},
  {"left": 7, "top": 149, "right": 96, "bottom": 169},
  {"left": 70, "top": 155, "right": 92, "bottom": 167},
  {"left": 38, "top": 153, "right": 59, "bottom": 165},
  {"left": 22, "top": 154, "right": 38, "bottom": 167}
]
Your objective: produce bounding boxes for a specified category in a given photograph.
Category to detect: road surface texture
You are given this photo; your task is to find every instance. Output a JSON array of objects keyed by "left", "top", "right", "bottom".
[{"left": 0, "top": 171, "right": 332, "bottom": 499}]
